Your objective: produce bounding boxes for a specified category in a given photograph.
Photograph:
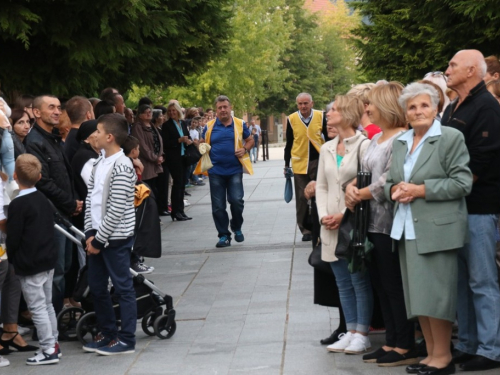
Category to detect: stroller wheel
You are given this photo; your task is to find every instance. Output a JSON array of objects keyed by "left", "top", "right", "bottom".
[
  {"left": 153, "top": 315, "right": 176, "bottom": 339},
  {"left": 76, "top": 312, "right": 99, "bottom": 345},
  {"left": 141, "top": 311, "right": 158, "bottom": 336},
  {"left": 57, "top": 307, "right": 84, "bottom": 341}
]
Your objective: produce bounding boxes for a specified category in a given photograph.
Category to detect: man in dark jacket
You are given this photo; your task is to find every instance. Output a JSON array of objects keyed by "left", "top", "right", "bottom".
[
  {"left": 25, "top": 95, "right": 83, "bottom": 314},
  {"left": 442, "top": 49, "right": 500, "bottom": 372}
]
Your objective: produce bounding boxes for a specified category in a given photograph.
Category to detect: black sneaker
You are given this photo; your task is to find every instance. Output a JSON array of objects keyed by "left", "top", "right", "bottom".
[
  {"left": 26, "top": 350, "right": 59, "bottom": 365},
  {"left": 216, "top": 236, "right": 231, "bottom": 248},
  {"left": 131, "top": 262, "right": 153, "bottom": 274}
]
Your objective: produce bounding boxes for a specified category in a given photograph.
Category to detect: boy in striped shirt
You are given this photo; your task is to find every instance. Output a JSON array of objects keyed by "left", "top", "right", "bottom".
[{"left": 83, "top": 113, "right": 137, "bottom": 355}]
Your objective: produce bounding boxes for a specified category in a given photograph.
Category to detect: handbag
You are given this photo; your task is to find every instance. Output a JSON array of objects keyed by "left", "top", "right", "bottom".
[
  {"left": 184, "top": 144, "right": 202, "bottom": 166},
  {"left": 308, "top": 242, "right": 333, "bottom": 275},
  {"left": 334, "top": 138, "right": 372, "bottom": 268}
]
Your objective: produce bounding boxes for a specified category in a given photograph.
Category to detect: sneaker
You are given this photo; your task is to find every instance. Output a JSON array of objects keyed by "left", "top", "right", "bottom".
[
  {"left": 185, "top": 184, "right": 194, "bottom": 188},
  {"left": 195, "top": 181, "right": 206, "bottom": 186},
  {"left": 26, "top": 349, "right": 59, "bottom": 365},
  {"left": 216, "top": 236, "right": 231, "bottom": 248},
  {"left": 0, "top": 356, "right": 9, "bottom": 367},
  {"left": 131, "top": 261, "right": 153, "bottom": 274},
  {"left": 95, "top": 339, "right": 135, "bottom": 356},
  {"left": 344, "top": 333, "right": 371, "bottom": 354},
  {"left": 35, "top": 342, "right": 62, "bottom": 359},
  {"left": 234, "top": 230, "right": 244, "bottom": 242},
  {"left": 83, "top": 333, "right": 113, "bottom": 353},
  {"left": 327, "top": 332, "right": 353, "bottom": 353},
  {"left": 184, "top": 200, "right": 191, "bottom": 206}
]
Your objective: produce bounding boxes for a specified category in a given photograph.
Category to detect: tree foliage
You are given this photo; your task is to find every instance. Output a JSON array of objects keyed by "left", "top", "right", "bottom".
[
  {"left": 0, "top": 0, "right": 233, "bottom": 97},
  {"left": 352, "top": 0, "right": 500, "bottom": 83}
]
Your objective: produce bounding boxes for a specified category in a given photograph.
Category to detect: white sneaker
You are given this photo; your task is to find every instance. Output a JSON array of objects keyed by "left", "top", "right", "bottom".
[
  {"left": 344, "top": 333, "right": 371, "bottom": 354},
  {"left": 183, "top": 200, "right": 191, "bottom": 207},
  {"left": 327, "top": 332, "right": 353, "bottom": 353},
  {"left": 0, "top": 356, "right": 9, "bottom": 367}
]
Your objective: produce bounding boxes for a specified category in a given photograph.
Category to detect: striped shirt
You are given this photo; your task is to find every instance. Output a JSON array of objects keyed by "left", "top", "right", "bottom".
[{"left": 84, "top": 154, "right": 136, "bottom": 248}]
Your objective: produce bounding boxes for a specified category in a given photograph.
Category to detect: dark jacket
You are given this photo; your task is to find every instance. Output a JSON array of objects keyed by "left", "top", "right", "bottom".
[
  {"left": 161, "top": 118, "right": 191, "bottom": 161},
  {"left": 130, "top": 122, "right": 163, "bottom": 180},
  {"left": 24, "top": 123, "right": 77, "bottom": 216},
  {"left": 442, "top": 81, "right": 500, "bottom": 214},
  {"left": 11, "top": 132, "right": 26, "bottom": 159},
  {"left": 6, "top": 191, "right": 57, "bottom": 276}
]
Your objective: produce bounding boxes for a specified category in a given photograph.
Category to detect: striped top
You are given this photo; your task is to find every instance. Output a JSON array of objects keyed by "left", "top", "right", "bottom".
[{"left": 84, "top": 154, "right": 136, "bottom": 248}]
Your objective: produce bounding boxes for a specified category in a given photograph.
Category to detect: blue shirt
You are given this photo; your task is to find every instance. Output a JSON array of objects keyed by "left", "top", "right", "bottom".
[
  {"left": 390, "top": 119, "right": 442, "bottom": 241},
  {"left": 202, "top": 118, "right": 250, "bottom": 175}
]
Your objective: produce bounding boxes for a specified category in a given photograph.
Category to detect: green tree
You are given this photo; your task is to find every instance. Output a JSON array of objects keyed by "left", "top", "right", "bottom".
[
  {"left": 162, "top": 0, "right": 293, "bottom": 114},
  {"left": 0, "top": 0, "right": 233, "bottom": 98},
  {"left": 352, "top": 0, "right": 500, "bottom": 83}
]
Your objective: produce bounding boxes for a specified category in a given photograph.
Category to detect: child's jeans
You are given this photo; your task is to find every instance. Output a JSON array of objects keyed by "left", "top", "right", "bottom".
[
  {"left": 250, "top": 147, "right": 257, "bottom": 162},
  {"left": 88, "top": 237, "right": 137, "bottom": 347},
  {"left": 19, "top": 270, "right": 58, "bottom": 351}
]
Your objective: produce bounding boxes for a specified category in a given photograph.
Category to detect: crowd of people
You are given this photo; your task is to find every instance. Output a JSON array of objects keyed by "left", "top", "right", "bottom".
[
  {"left": 0, "top": 86, "right": 261, "bottom": 366},
  {"left": 290, "top": 50, "right": 500, "bottom": 374}
]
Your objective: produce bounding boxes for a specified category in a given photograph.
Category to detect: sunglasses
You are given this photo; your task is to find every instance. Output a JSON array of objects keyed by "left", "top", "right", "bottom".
[{"left": 424, "top": 71, "right": 448, "bottom": 82}]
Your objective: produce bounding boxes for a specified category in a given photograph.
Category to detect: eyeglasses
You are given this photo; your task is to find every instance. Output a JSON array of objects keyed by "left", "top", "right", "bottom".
[{"left": 424, "top": 71, "right": 448, "bottom": 82}]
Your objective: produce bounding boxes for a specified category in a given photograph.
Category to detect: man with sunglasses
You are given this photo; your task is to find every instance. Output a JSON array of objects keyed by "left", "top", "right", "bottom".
[{"left": 442, "top": 49, "right": 500, "bottom": 372}]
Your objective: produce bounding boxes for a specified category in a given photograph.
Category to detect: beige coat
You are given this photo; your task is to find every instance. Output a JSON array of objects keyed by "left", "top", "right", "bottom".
[{"left": 316, "top": 131, "right": 369, "bottom": 262}]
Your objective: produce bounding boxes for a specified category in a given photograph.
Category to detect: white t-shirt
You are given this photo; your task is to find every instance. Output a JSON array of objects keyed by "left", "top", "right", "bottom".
[{"left": 189, "top": 129, "right": 199, "bottom": 140}]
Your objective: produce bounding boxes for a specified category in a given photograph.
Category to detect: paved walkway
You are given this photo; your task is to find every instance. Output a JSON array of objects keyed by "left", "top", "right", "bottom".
[{"left": 7, "top": 159, "right": 495, "bottom": 374}]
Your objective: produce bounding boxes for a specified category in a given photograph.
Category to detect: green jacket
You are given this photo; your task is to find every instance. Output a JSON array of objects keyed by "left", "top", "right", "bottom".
[{"left": 384, "top": 125, "right": 473, "bottom": 254}]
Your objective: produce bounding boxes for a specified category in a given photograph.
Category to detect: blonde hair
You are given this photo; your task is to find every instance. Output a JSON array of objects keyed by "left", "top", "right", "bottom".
[
  {"left": 367, "top": 82, "right": 406, "bottom": 129},
  {"left": 15, "top": 154, "right": 41, "bottom": 187},
  {"left": 347, "top": 83, "right": 376, "bottom": 105},
  {"left": 167, "top": 102, "right": 184, "bottom": 120},
  {"left": 334, "top": 95, "right": 365, "bottom": 129}
]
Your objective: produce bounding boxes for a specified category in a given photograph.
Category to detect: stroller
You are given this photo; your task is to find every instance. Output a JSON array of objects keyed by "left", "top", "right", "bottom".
[{"left": 53, "top": 200, "right": 176, "bottom": 343}]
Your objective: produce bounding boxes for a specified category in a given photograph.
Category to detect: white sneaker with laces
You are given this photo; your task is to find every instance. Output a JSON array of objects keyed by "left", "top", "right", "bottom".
[
  {"left": 344, "top": 332, "right": 371, "bottom": 354},
  {"left": 327, "top": 332, "right": 353, "bottom": 353}
]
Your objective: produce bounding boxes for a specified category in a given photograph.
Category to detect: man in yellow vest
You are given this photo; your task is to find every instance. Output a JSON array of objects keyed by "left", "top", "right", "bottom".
[
  {"left": 201, "top": 95, "right": 254, "bottom": 248},
  {"left": 284, "top": 93, "right": 328, "bottom": 241}
]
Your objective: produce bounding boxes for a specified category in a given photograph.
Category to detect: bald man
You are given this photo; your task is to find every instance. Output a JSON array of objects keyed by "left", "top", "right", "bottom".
[{"left": 442, "top": 50, "right": 500, "bottom": 372}]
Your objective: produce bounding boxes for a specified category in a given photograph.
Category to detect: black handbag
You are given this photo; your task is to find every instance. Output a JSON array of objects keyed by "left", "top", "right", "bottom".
[
  {"left": 308, "top": 242, "right": 333, "bottom": 275},
  {"left": 184, "top": 144, "right": 202, "bottom": 166}
]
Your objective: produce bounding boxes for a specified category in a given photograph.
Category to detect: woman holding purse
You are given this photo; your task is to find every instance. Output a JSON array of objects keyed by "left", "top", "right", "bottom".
[
  {"left": 345, "top": 82, "right": 417, "bottom": 367},
  {"left": 316, "top": 94, "right": 372, "bottom": 355}
]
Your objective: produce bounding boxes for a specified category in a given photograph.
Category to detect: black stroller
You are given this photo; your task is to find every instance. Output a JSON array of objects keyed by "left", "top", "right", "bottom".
[{"left": 53, "top": 204, "right": 176, "bottom": 343}]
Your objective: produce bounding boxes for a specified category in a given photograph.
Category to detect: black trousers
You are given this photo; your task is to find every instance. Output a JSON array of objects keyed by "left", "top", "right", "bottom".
[
  {"left": 166, "top": 157, "right": 186, "bottom": 215},
  {"left": 157, "top": 163, "right": 170, "bottom": 212},
  {"left": 367, "top": 232, "right": 415, "bottom": 349}
]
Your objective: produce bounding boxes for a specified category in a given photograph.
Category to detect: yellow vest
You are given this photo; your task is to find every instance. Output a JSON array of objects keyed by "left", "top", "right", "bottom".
[
  {"left": 196, "top": 117, "right": 254, "bottom": 175},
  {"left": 289, "top": 110, "right": 324, "bottom": 174}
]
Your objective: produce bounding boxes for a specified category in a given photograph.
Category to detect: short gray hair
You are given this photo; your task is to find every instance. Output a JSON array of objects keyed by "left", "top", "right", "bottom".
[
  {"left": 214, "top": 95, "right": 231, "bottom": 107},
  {"left": 296, "top": 92, "right": 313, "bottom": 102},
  {"left": 398, "top": 82, "right": 440, "bottom": 113}
]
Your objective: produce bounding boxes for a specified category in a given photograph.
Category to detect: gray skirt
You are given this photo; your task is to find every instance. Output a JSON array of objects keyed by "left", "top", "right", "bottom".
[{"left": 398, "top": 239, "right": 458, "bottom": 322}]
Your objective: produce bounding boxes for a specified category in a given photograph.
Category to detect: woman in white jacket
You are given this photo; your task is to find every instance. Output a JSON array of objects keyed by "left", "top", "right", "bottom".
[{"left": 316, "top": 94, "right": 373, "bottom": 355}]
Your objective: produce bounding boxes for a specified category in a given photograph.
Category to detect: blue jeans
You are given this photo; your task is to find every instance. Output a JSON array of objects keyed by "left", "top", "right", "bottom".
[
  {"left": 330, "top": 259, "right": 374, "bottom": 333},
  {"left": 456, "top": 214, "right": 500, "bottom": 361},
  {"left": 250, "top": 147, "right": 257, "bottom": 162},
  {"left": 88, "top": 237, "right": 137, "bottom": 347},
  {"left": 52, "top": 225, "right": 73, "bottom": 314},
  {"left": 208, "top": 173, "right": 244, "bottom": 238}
]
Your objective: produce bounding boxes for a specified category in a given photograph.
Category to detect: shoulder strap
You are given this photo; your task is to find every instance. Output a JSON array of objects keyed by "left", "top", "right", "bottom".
[{"left": 357, "top": 137, "right": 369, "bottom": 172}]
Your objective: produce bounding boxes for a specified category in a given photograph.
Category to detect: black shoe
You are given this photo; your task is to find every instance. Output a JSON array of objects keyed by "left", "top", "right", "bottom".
[
  {"left": 0, "top": 331, "right": 39, "bottom": 352},
  {"left": 459, "top": 355, "right": 500, "bottom": 372},
  {"left": 451, "top": 349, "right": 475, "bottom": 364},
  {"left": 302, "top": 234, "right": 312, "bottom": 241},
  {"left": 363, "top": 347, "right": 389, "bottom": 363},
  {"left": 180, "top": 212, "right": 192, "bottom": 220},
  {"left": 377, "top": 349, "right": 419, "bottom": 367},
  {"left": 418, "top": 362, "right": 455, "bottom": 375},
  {"left": 171, "top": 213, "right": 188, "bottom": 221},
  {"left": 406, "top": 363, "right": 427, "bottom": 374},
  {"left": 320, "top": 330, "right": 344, "bottom": 346},
  {"left": 159, "top": 210, "right": 170, "bottom": 216},
  {"left": 184, "top": 191, "right": 191, "bottom": 196}
]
